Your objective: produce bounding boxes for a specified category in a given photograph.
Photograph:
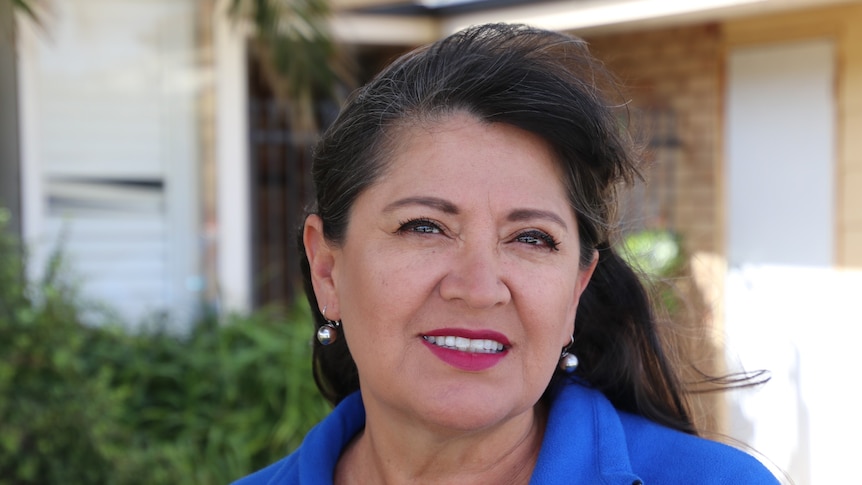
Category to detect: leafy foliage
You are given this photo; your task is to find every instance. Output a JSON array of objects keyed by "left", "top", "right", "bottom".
[
  {"left": 622, "top": 229, "right": 683, "bottom": 277},
  {"left": 11, "top": 0, "right": 35, "bottom": 18},
  {"left": 228, "top": 0, "right": 349, "bottom": 133},
  {"left": 621, "top": 229, "right": 685, "bottom": 314},
  {"left": 10, "top": 0, "right": 47, "bottom": 29},
  {"left": 0, "top": 210, "right": 330, "bottom": 484}
]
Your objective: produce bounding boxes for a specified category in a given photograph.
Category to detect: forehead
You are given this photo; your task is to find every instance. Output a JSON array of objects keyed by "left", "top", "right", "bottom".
[
  {"left": 362, "top": 112, "right": 574, "bottom": 214},
  {"left": 379, "top": 112, "right": 566, "bottom": 184}
]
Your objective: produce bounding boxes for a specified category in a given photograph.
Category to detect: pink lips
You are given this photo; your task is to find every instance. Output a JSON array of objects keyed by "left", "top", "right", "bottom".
[{"left": 421, "top": 328, "right": 510, "bottom": 372}]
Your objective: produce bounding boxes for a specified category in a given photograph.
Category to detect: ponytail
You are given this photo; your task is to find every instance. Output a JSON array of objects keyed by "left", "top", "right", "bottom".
[{"left": 562, "top": 242, "right": 696, "bottom": 434}]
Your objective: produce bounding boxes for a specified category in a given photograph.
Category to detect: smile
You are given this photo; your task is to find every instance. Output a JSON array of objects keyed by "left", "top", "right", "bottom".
[{"left": 422, "top": 335, "right": 505, "bottom": 354}]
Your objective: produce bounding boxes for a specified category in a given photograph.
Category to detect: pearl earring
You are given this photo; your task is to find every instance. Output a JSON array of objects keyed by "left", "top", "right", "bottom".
[
  {"left": 558, "top": 335, "right": 578, "bottom": 373},
  {"left": 317, "top": 305, "right": 341, "bottom": 346}
]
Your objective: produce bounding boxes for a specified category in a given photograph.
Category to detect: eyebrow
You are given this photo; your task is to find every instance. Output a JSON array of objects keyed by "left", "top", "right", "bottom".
[
  {"left": 507, "top": 209, "right": 568, "bottom": 230},
  {"left": 383, "top": 196, "right": 568, "bottom": 229},
  {"left": 383, "top": 196, "right": 460, "bottom": 214}
]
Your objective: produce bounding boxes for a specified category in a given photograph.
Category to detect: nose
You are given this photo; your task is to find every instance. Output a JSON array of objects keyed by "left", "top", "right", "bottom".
[{"left": 439, "top": 243, "right": 511, "bottom": 309}]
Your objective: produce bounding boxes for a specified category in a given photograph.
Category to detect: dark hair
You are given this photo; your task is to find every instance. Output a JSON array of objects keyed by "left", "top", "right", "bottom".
[{"left": 300, "top": 23, "right": 695, "bottom": 434}]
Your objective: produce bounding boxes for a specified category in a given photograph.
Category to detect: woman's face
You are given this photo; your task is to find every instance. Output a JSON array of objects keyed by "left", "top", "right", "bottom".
[{"left": 305, "top": 112, "right": 596, "bottom": 432}]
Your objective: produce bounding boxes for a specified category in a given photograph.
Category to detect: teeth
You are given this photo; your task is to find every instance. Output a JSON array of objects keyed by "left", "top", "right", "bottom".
[{"left": 423, "top": 336, "right": 505, "bottom": 353}]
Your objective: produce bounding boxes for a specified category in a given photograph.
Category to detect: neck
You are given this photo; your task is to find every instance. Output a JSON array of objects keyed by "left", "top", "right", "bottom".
[{"left": 335, "top": 401, "right": 546, "bottom": 485}]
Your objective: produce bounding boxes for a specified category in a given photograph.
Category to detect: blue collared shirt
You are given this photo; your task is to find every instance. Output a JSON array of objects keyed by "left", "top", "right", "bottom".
[{"left": 233, "top": 383, "right": 779, "bottom": 484}]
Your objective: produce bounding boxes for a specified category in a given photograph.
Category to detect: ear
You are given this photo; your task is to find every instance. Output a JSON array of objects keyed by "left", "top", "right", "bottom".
[
  {"left": 575, "top": 249, "right": 599, "bottom": 300},
  {"left": 563, "top": 250, "right": 599, "bottom": 346},
  {"left": 303, "top": 214, "right": 341, "bottom": 319}
]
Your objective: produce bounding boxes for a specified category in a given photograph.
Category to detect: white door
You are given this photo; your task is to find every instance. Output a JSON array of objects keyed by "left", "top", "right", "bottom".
[
  {"left": 725, "top": 39, "right": 860, "bottom": 484},
  {"left": 19, "top": 0, "right": 201, "bottom": 327}
]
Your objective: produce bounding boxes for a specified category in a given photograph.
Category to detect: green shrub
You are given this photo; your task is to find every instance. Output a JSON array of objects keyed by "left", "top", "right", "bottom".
[
  {"left": 622, "top": 229, "right": 683, "bottom": 278},
  {"left": 0, "top": 209, "right": 330, "bottom": 484},
  {"left": 621, "top": 229, "right": 685, "bottom": 314}
]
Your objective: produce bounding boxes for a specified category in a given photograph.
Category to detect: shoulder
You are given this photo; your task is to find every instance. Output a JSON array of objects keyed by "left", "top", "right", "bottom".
[
  {"left": 230, "top": 392, "right": 366, "bottom": 485},
  {"left": 231, "top": 454, "right": 298, "bottom": 485},
  {"left": 542, "top": 383, "right": 780, "bottom": 484},
  {"left": 617, "top": 411, "right": 780, "bottom": 484}
]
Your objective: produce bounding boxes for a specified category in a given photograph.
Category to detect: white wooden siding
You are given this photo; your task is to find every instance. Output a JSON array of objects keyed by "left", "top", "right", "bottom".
[{"left": 20, "top": 0, "right": 201, "bottom": 328}]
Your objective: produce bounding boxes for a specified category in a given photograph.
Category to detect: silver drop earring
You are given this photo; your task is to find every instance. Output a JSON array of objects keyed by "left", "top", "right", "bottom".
[
  {"left": 317, "top": 305, "right": 341, "bottom": 346},
  {"left": 558, "top": 335, "right": 578, "bottom": 373}
]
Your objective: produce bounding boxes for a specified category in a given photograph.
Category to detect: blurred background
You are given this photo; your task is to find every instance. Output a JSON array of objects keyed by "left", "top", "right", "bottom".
[{"left": 2, "top": 0, "right": 861, "bottom": 483}]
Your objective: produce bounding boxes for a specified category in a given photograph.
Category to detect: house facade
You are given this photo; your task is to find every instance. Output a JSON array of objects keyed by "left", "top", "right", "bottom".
[
  {"left": 5, "top": 0, "right": 861, "bottom": 482},
  {"left": 9, "top": 0, "right": 251, "bottom": 326},
  {"left": 582, "top": 10, "right": 862, "bottom": 483}
]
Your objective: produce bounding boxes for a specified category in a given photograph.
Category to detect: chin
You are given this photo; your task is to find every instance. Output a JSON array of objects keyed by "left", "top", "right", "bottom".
[{"left": 411, "top": 387, "right": 535, "bottom": 433}]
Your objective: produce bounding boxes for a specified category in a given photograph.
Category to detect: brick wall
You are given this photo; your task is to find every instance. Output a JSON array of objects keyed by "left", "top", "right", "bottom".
[
  {"left": 584, "top": 25, "right": 727, "bottom": 433},
  {"left": 586, "top": 24, "right": 723, "bottom": 256}
]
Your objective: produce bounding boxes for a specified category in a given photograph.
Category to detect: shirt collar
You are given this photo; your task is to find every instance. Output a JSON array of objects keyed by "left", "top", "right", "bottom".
[
  {"left": 294, "top": 383, "right": 642, "bottom": 484},
  {"left": 532, "top": 382, "right": 642, "bottom": 484}
]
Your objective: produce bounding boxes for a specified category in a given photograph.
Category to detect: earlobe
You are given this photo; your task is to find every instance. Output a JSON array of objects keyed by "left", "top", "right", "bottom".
[{"left": 303, "top": 214, "right": 340, "bottom": 318}]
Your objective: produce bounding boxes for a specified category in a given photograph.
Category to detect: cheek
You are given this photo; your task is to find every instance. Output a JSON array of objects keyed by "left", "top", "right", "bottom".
[
  {"left": 531, "top": 277, "right": 581, "bottom": 346},
  {"left": 518, "top": 285, "right": 575, "bottom": 336},
  {"left": 338, "top": 247, "right": 432, "bottom": 326}
]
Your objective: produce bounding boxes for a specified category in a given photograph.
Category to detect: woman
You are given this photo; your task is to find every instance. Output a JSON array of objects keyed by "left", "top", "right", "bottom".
[{"left": 235, "top": 23, "right": 779, "bottom": 484}]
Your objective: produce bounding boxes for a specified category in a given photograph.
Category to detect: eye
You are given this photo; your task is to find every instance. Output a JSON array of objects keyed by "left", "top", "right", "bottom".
[
  {"left": 397, "top": 218, "right": 443, "bottom": 235},
  {"left": 515, "top": 230, "right": 560, "bottom": 251}
]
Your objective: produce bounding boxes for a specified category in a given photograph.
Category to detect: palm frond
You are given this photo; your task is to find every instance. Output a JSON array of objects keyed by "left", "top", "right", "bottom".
[
  {"left": 12, "top": 0, "right": 44, "bottom": 27},
  {"left": 229, "top": 0, "right": 348, "bottom": 132}
]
